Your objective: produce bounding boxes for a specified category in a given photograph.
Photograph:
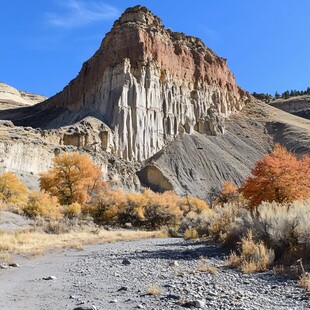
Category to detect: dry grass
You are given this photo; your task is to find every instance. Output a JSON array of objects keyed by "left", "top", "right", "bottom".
[
  {"left": 273, "top": 265, "right": 286, "bottom": 276},
  {"left": 183, "top": 228, "right": 199, "bottom": 240},
  {"left": 228, "top": 251, "right": 241, "bottom": 269},
  {"left": 197, "top": 263, "right": 218, "bottom": 274},
  {"left": 156, "top": 229, "right": 169, "bottom": 238},
  {"left": 0, "top": 228, "right": 158, "bottom": 259},
  {"left": 147, "top": 283, "right": 162, "bottom": 296},
  {"left": 227, "top": 231, "right": 275, "bottom": 273},
  {"left": 241, "top": 260, "right": 260, "bottom": 274},
  {"left": 299, "top": 273, "right": 310, "bottom": 292},
  {"left": 0, "top": 251, "right": 12, "bottom": 264}
]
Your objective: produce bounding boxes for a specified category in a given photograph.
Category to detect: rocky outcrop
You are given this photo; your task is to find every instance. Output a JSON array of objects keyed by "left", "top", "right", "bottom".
[
  {"left": 2, "top": 6, "right": 251, "bottom": 162},
  {"left": 0, "top": 82, "right": 46, "bottom": 110},
  {"left": 270, "top": 95, "right": 310, "bottom": 119},
  {"left": 139, "top": 100, "right": 310, "bottom": 197},
  {"left": 0, "top": 120, "right": 140, "bottom": 191}
]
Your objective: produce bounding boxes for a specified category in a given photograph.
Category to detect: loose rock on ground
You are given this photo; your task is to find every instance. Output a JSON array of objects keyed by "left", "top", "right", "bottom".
[{"left": 0, "top": 238, "right": 309, "bottom": 309}]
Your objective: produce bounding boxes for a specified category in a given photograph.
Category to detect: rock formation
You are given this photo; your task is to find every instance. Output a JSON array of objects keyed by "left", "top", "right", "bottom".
[
  {"left": 2, "top": 6, "right": 250, "bottom": 162},
  {"left": 0, "top": 82, "right": 46, "bottom": 110},
  {"left": 270, "top": 95, "right": 310, "bottom": 120},
  {"left": 0, "top": 6, "right": 309, "bottom": 197}
]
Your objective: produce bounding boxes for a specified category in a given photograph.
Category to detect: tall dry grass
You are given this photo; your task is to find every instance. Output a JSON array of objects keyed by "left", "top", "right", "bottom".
[
  {"left": 0, "top": 226, "right": 158, "bottom": 259},
  {"left": 182, "top": 199, "right": 310, "bottom": 267}
]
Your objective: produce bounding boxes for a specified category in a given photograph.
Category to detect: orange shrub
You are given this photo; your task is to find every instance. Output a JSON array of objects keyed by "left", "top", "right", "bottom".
[
  {"left": 216, "top": 181, "right": 239, "bottom": 206},
  {"left": 64, "top": 202, "right": 82, "bottom": 218},
  {"left": 0, "top": 172, "right": 28, "bottom": 206},
  {"left": 143, "top": 190, "right": 182, "bottom": 229},
  {"left": 178, "top": 196, "right": 209, "bottom": 214},
  {"left": 40, "top": 152, "right": 104, "bottom": 205},
  {"left": 90, "top": 188, "right": 127, "bottom": 224},
  {"left": 241, "top": 144, "right": 310, "bottom": 208}
]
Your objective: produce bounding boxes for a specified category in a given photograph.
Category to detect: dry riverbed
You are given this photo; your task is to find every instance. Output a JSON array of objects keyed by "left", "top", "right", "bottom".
[{"left": 0, "top": 238, "right": 309, "bottom": 310}]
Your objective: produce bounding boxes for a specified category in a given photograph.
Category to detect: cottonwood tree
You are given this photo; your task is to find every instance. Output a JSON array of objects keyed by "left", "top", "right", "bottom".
[
  {"left": 241, "top": 144, "right": 310, "bottom": 208},
  {"left": 40, "top": 152, "right": 104, "bottom": 205}
]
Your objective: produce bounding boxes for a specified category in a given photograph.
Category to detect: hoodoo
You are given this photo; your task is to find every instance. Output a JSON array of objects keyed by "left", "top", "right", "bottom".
[
  {"left": 1, "top": 6, "right": 309, "bottom": 196},
  {"left": 3, "top": 6, "right": 250, "bottom": 162}
]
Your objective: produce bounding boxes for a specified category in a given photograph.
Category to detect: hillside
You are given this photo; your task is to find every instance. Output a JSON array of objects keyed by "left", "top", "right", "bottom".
[
  {"left": 0, "top": 82, "right": 46, "bottom": 110},
  {"left": 270, "top": 94, "right": 310, "bottom": 119}
]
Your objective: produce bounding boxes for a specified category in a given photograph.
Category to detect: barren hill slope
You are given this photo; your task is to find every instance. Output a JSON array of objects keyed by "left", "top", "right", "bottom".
[{"left": 142, "top": 100, "right": 310, "bottom": 197}]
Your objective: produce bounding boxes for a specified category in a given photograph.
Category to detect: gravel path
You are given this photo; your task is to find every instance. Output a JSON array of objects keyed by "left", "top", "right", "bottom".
[{"left": 0, "top": 238, "right": 309, "bottom": 309}]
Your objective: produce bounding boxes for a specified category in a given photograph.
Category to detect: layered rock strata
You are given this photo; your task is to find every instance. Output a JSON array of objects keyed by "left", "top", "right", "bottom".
[
  {"left": 271, "top": 95, "right": 310, "bottom": 120},
  {"left": 3, "top": 6, "right": 251, "bottom": 162},
  {"left": 0, "top": 120, "right": 140, "bottom": 191},
  {"left": 0, "top": 82, "right": 46, "bottom": 110}
]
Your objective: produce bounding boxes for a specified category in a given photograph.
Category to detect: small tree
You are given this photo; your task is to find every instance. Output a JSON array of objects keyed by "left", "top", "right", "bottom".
[
  {"left": 241, "top": 144, "right": 310, "bottom": 209},
  {"left": 0, "top": 172, "right": 28, "bottom": 206},
  {"left": 216, "top": 181, "right": 239, "bottom": 205},
  {"left": 40, "top": 152, "right": 104, "bottom": 205}
]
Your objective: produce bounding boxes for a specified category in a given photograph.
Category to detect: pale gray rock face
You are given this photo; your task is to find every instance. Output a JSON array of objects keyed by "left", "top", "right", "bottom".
[
  {"left": 0, "top": 6, "right": 251, "bottom": 163},
  {"left": 73, "top": 59, "right": 248, "bottom": 161},
  {"left": 270, "top": 94, "right": 310, "bottom": 119}
]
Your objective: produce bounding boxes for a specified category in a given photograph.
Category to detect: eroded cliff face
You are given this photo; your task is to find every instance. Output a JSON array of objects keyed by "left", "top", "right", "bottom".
[
  {"left": 0, "top": 120, "right": 141, "bottom": 191},
  {"left": 17, "top": 6, "right": 250, "bottom": 161}
]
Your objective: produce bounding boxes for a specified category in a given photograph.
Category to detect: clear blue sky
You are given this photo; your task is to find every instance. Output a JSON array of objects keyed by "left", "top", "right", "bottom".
[{"left": 1, "top": 0, "right": 310, "bottom": 97}]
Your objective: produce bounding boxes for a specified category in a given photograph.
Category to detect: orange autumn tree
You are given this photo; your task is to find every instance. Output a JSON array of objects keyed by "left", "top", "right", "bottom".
[
  {"left": 241, "top": 144, "right": 310, "bottom": 209},
  {"left": 40, "top": 152, "right": 104, "bottom": 205},
  {"left": 216, "top": 181, "right": 239, "bottom": 205}
]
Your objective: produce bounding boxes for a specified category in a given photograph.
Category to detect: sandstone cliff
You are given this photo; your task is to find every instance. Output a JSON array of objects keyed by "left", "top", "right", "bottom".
[{"left": 2, "top": 6, "right": 250, "bottom": 162}]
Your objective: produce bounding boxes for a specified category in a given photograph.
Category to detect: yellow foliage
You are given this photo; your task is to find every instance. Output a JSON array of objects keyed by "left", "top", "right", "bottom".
[
  {"left": 40, "top": 152, "right": 104, "bottom": 205},
  {"left": 91, "top": 188, "right": 127, "bottom": 224},
  {"left": 23, "top": 191, "right": 63, "bottom": 219},
  {"left": 183, "top": 228, "right": 199, "bottom": 240},
  {"left": 64, "top": 202, "right": 82, "bottom": 218},
  {"left": 0, "top": 172, "right": 28, "bottom": 206},
  {"left": 178, "top": 196, "right": 209, "bottom": 214}
]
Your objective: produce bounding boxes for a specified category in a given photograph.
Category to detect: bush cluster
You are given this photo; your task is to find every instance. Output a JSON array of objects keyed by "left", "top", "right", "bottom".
[
  {"left": 89, "top": 188, "right": 209, "bottom": 229},
  {"left": 182, "top": 199, "right": 310, "bottom": 270},
  {"left": 1, "top": 145, "right": 310, "bottom": 279}
]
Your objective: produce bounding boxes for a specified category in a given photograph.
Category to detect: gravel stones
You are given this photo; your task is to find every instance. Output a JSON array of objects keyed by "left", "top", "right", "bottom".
[
  {"left": 42, "top": 276, "right": 57, "bottom": 281},
  {"left": 121, "top": 259, "right": 131, "bottom": 266},
  {"left": 63, "top": 238, "right": 310, "bottom": 309},
  {"left": 1, "top": 238, "right": 309, "bottom": 309}
]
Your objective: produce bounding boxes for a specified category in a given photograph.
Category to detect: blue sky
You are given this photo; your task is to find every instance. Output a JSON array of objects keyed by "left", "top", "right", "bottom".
[{"left": 1, "top": 0, "right": 310, "bottom": 97}]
